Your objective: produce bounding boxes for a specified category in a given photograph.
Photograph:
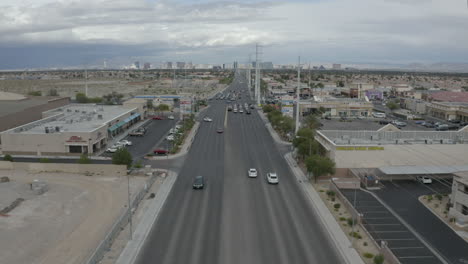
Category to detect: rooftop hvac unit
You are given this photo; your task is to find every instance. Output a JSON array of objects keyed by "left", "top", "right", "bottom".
[
  {"left": 67, "top": 109, "right": 72, "bottom": 112},
  {"left": 424, "top": 139, "right": 433, "bottom": 144},
  {"left": 75, "top": 110, "right": 80, "bottom": 112},
  {"left": 45, "top": 127, "right": 49, "bottom": 133},
  {"left": 55, "top": 126, "right": 60, "bottom": 132},
  {"left": 82, "top": 111, "right": 86, "bottom": 114},
  {"left": 98, "top": 114, "right": 103, "bottom": 119}
]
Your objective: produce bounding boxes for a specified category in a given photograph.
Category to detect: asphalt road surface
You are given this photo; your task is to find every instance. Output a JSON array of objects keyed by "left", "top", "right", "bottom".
[{"left": 136, "top": 72, "right": 341, "bottom": 264}]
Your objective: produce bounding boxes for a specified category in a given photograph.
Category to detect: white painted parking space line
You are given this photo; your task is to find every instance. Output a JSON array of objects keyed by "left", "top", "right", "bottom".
[
  {"left": 371, "top": 230, "right": 409, "bottom": 233},
  {"left": 399, "top": 256, "right": 436, "bottom": 259},
  {"left": 364, "top": 223, "right": 401, "bottom": 226},
  {"left": 391, "top": 247, "right": 424, "bottom": 250},
  {"left": 383, "top": 238, "right": 416, "bottom": 241}
]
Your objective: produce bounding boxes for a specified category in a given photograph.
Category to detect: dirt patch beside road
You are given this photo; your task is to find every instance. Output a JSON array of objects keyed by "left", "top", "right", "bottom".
[{"left": 0, "top": 169, "right": 145, "bottom": 264}]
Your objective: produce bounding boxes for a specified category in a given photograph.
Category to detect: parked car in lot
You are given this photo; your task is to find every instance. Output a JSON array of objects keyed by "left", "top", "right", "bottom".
[
  {"left": 379, "top": 120, "right": 390, "bottom": 125},
  {"left": 152, "top": 116, "right": 164, "bottom": 120},
  {"left": 193, "top": 175, "right": 204, "bottom": 189},
  {"left": 424, "top": 122, "right": 435, "bottom": 128},
  {"left": 106, "top": 145, "right": 122, "bottom": 153},
  {"left": 248, "top": 168, "right": 257, "bottom": 178},
  {"left": 129, "top": 128, "right": 146, "bottom": 136},
  {"left": 414, "top": 120, "right": 425, "bottom": 125},
  {"left": 436, "top": 124, "right": 449, "bottom": 131},
  {"left": 153, "top": 148, "right": 168, "bottom": 155},
  {"left": 266, "top": 172, "right": 279, "bottom": 184},
  {"left": 166, "top": 135, "right": 175, "bottom": 141},
  {"left": 417, "top": 176, "right": 432, "bottom": 184},
  {"left": 216, "top": 128, "right": 224, "bottom": 134},
  {"left": 168, "top": 115, "right": 175, "bottom": 120},
  {"left": 118, "top": 140, "right": 132, "bottom": 146}
]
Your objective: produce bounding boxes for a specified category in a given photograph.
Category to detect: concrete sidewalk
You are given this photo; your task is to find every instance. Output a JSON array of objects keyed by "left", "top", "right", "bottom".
[
  {"left": 115, "top": 171, "right": 177, "bottom": 264},
  {"left": 284, "top": 153, "right": 364, "bottom": 264},
  {"left": 256, "top": 109, "right": 292, "bottom": 146}
]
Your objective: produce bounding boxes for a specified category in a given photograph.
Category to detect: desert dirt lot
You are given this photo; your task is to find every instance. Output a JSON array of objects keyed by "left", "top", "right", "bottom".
[{"left": 0, "top": 169, "right": 146, "bottom": 264}]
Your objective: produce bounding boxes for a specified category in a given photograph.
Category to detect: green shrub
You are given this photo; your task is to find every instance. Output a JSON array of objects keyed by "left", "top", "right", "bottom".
[
  {"left": 363, "top": 242, "right": 368, "bottom": 246},
  {"left": 39, "top": 158, "right": 50, "bottom": 163},
  {"left": 349, "top": 231, "right": 362, "bottom": 239},
  {"left": 363, "top": 252, "right": 374, "bottom": 259},
  {"left": 347, "top": 218, "right": 356, "bottom": 226},
  {"left": 326, "top": 190, "right": 335, "bottom": 196},
  {"left": 3, "top": 154, "right": 13, "bottom": 162},
  {"left": 334, "top": 203, "right": 341, "bottom": 209},
  {"left": 133, "top": 161, "right": 143, "bottom": 169},
  {"left": 427, "top": 195, "right": 433, "bottom": 202},
  {"left": 373, "top": 254, "right": 384, "bottom": 264},
  {"left": 339, "top": 217, "right": 347, "bottom": 221},
  {"left": 435, "top": 194, "right": 443, "bottom": 201}
]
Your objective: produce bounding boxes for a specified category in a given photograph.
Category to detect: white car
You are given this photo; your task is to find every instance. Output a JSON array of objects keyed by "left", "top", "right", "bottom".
[
  {"left": 166, "top": 135, "right": 175, "bottom": 141},
  {"left": 417, "top": 176, "right": 432, "bottom": 184},
  {"left": 239, "top": 109, "right": 244, "bottom": 113},
  {"left": 175, "top": 125, "right": 182, "bottom": 130},
  {"left": 169, "top": 128, "right": 177, "bottom": 134},
  {"left": 267, "top": 172, "right": 279, "bottom": 184},
  {"left": 248, "top": 168, "right": 257, "bottom": 178},
  {"left": 203, "top": 117, "right": 213, "bottom": 122},
  {"left": 106, "top": 145, "right": 122, "bottom": 153},
  {"left": 168, "top": 115, "right": 175, "bottom": 120},
  {"left": 119, "top": 140, "right": 132, "bottom": 146}
]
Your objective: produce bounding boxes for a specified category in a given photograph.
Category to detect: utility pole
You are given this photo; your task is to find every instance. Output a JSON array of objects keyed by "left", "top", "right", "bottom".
[
  {"left": 127, "top": 175, "right": 133, "bottom": 240},
  {"left": 85, "top": 68, "right": 88, "bottom": 97},
  {"left": 248, "top": 54, "right": 252, "bottom": 92},
  {"left": 295, "top": 56, "right": 301, "bottom": 134},
  {"left": 255, "top": 43, "right": 261, "bottom": 106}
]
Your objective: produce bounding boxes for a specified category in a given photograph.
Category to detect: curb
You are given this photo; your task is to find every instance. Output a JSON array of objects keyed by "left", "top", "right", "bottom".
[
  {"left": 418, "top": 196, "right": 468, "bottom": 242},
  {"left": 148, "top": 121, "right": 200, "bottom": 160},
  {"left": 284, "top": 153, "right": 364, "bottom": 264},
  {"left": 115, "top": 171, "right": 178, "bottom": 264},
  {"left": 256, "top": 110, "right": 292, "bottom": 146}
]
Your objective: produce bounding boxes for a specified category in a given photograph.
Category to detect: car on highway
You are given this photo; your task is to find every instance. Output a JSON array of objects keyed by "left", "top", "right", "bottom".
[
  {"left": 166, "top": 135, "right": 175, "bottom": 141},
  {"left": 267, "top": 172, "right": 279, "bottom": 184},
  {"left": 246, "top": 110, "right": 251, "bottom": 115},
  {"left": 168, "top": 115, "right": 175, "bottom": 120},
  {"left": 216, "top": 128, "right": 224, "bottom": 133},
  {"left": 203, "top": 117, "right": 213, "bottom": 122},
  {"left": 417, "top": 176, "right": 432, "bottom": 184},
  {"left": 118, "top": 140, "right": 132, "bottom": 146},
  {"left": 248, "top": 168, "right": 257, "bottom": 178},
  {"left": 239, "top": 109, "right": 244, "bottom": 113},
  {"left": 233, "top": 108, "right": 238, "bottom": 113},
  {"left": 152, "top": 115, "right": 164, "bottom": 120},
  {"left": 193, "top": 175, "right": 204, "bottom": 189},
  {"left": 250, "top": 104, "right": 255, "bottom": 109},
  {"left": 153, "top": 148, "right": 169, "bottom": 155}
]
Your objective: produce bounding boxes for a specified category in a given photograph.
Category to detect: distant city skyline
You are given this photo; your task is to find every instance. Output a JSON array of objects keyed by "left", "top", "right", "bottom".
[{"left": 0, "top": 0, "right": 468, "bottom": 70}]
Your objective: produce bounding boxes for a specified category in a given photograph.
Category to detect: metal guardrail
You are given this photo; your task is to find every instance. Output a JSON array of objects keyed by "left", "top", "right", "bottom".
[{"left": 85, "top": 172, "right": 161, "bottom": 264}]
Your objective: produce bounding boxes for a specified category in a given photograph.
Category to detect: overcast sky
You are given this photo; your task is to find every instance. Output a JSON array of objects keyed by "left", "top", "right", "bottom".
[{"left": 0, "top": 0, "right": 467, "bottom": 69}]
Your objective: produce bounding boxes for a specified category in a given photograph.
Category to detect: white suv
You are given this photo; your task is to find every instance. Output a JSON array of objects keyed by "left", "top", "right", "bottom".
[
  {"left": 248, "top": 168, "right": 257, "bottom": 178},
  {"left": 267, "top": 172, "right": 279, "bottom": 184},
  {"left": 417, "top": 176, "right": 432, "bottom": 184}
]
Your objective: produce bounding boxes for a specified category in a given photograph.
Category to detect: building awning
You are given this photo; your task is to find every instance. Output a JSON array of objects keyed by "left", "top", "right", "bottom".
[
  {"left": 124, "top": 113, "right": 141, "bottom": 123},
  {"left": 379, "top": 165, "right": 468, "bottom": 175},
  {"left": 108, "top": 121, "right": 126, "bottom": 132}
]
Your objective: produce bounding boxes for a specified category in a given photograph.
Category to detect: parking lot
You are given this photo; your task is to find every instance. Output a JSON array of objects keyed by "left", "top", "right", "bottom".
[
  {"left": 375, "top": 180, "right": 468, "bottom": 264},
  {"left": 319, "top": 117, "right": 455, "bottom": 131},
  {"left": 102, "top": 117, "right": 178, "bottom": 159},
  {"left": 341, "top": 189, "right": 442, "bottom": 264}
]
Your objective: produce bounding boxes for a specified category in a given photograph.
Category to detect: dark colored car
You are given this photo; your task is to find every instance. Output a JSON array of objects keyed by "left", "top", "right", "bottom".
[
  {"left": 193, "top": 176, "right": 204, "bottom": 189},
  {"left": 246, "top": 110, "right": 251, "bottom": 115},
  {"left": 216, "top": 128, "right": 224, "bottom": 133},
  {"left": 152, "top": 116, "right": 164, "bottom": 120},
  {"left": 153, "top": 148, "right": 169, "bottom": 155},
  {"left": 379, "top": 120, "right": 390, "bottom": 125}
]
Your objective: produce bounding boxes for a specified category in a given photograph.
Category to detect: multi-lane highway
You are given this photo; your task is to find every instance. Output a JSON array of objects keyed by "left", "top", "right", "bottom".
[{"left": 137, "top": 72, "right": 341, "bottom": 264}]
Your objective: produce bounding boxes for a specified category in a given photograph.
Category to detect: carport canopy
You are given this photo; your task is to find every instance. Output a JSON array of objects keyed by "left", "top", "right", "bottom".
[{"left": 379, "top": 165, "right": 468, "bottom": 175}]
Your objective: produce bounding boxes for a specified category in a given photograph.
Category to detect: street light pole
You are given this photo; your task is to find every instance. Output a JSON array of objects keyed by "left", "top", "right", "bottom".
[
  {"left": 127, "top": 175, "right": 133, "bottom": 240},
  {"left": 295, "top": 56, "right": 301, "bottom": 134}
]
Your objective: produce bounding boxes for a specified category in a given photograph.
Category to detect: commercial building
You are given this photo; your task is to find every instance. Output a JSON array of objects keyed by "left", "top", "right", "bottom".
[
  {"left": 428, "top": 91, "right": 468, "bottom": 103},
  {"left": 300, "top": 97, "right": 374, "bottom": 118},
  {"left": 426, "top": 102, "right": 468, "bottom": 122},
  {"left": 1, "top": 104, "right": 141, "bottom": 156},
  {"left": 402, "top": 98, "right": 427, "bottom": 115},
  {"left": 0, "top": 92, "right": 70, "bottom": 133},
  {"left": 365, "top": 89, "right": 383, "bottom": 100},
  {"left": 315, "top": 128, "right": 468, "bottom": 169},
  {"left": 450, "top": 171, "right": 468, "bottom": 227}
]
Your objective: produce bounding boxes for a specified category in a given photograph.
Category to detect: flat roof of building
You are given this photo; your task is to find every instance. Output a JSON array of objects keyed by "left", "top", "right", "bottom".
[
  {"left": 319, "top": 129, "right": 468, "bottom": 145},
  {"left": 5, "top": 104, "right": 135, "bottom": 134}
]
